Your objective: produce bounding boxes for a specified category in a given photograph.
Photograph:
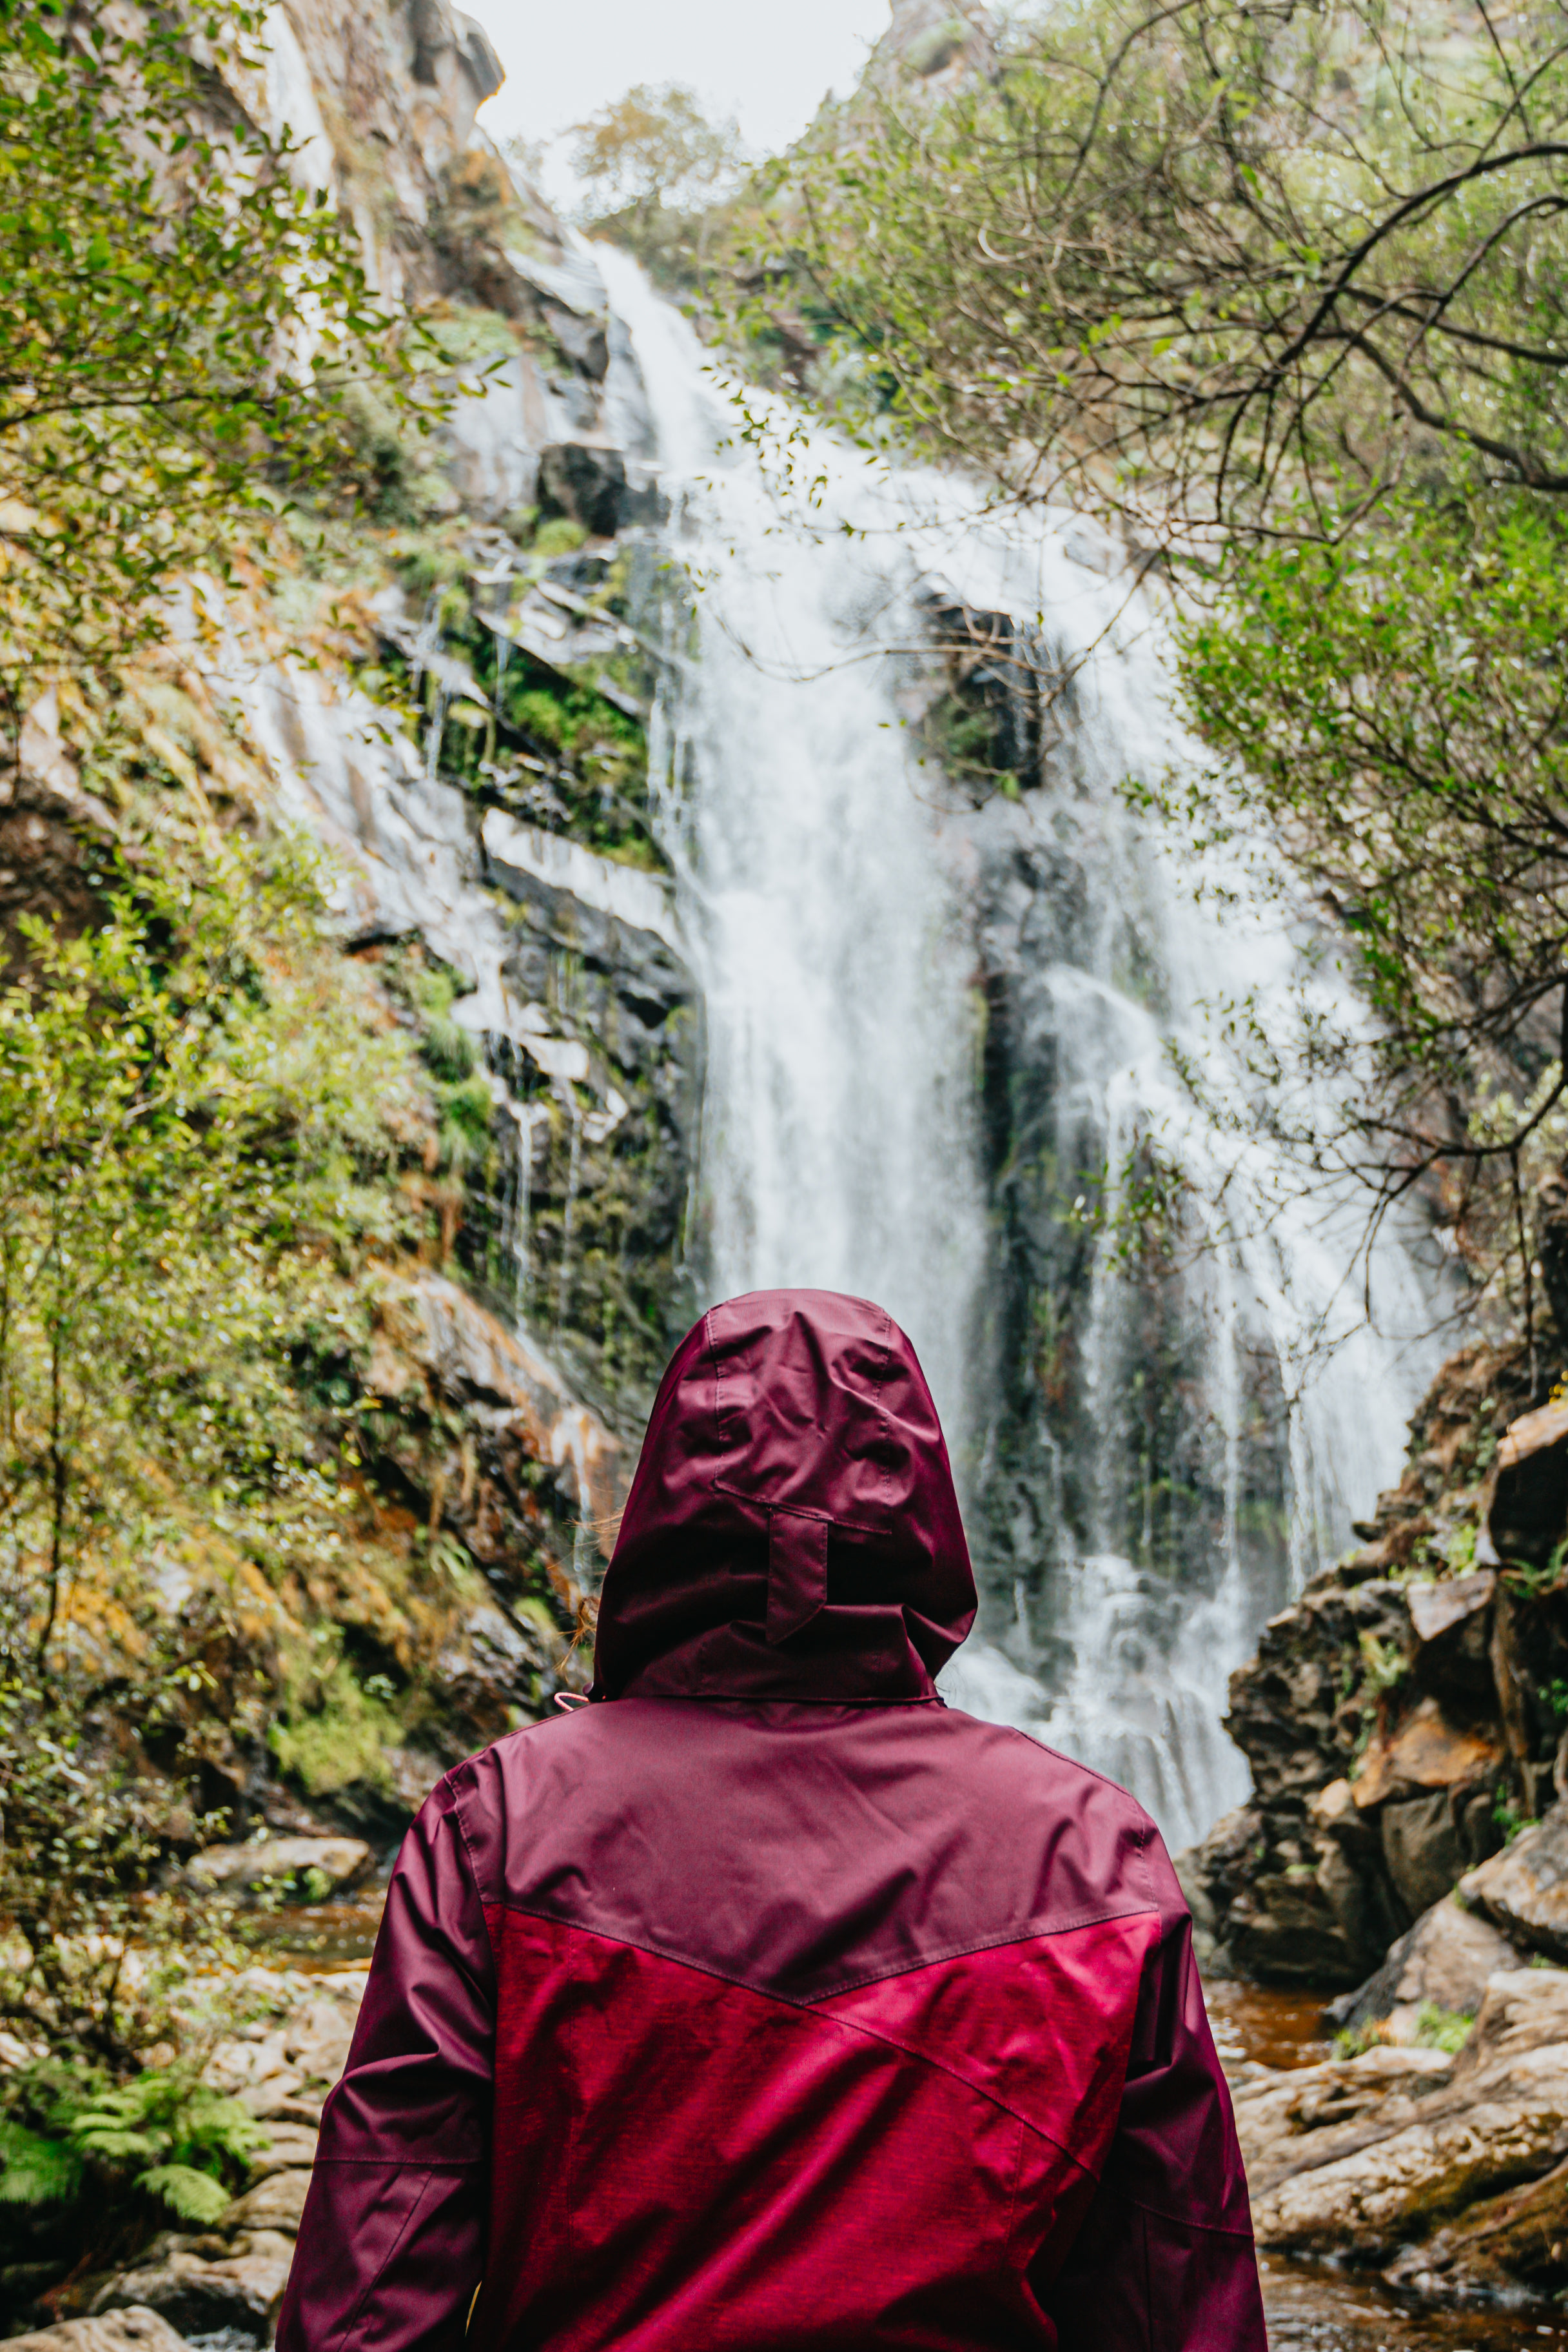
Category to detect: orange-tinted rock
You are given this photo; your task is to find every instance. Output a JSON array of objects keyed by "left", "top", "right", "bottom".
[{"left": 1350, "top": 1696, "right": 1504, "bottom": 1810}]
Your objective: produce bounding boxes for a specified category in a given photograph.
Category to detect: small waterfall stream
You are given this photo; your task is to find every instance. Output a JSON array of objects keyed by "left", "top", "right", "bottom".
[{"left": 600, "top": 250, "right": 1440, "bottom": 1850}]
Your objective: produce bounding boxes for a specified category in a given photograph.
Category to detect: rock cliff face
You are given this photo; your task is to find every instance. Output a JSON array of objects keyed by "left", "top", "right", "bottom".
[
  {"left": 217, "top": 1, "right": 703, "bottom": 1427},
  {"left": 1, "top": 0, "right": 700, "bottom": 1908},
  {"left": 1182, "top": 1340, "right": 1568, "bottom": 1988},
  {"left": 1173, "top": 1331, "right": 1568, "bottom": 2306}
]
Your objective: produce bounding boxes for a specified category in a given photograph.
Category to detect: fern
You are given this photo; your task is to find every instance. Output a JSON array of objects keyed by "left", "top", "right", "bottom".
[
  {"left": 0, "top": 2117, "right": 84, "bottom": 2206},
  {"left": 2, "top": 2058, "right": 266, "bottom": 2230},
  {"left": 137, "top": 2164, "right": 233, "bottom": 2225}
]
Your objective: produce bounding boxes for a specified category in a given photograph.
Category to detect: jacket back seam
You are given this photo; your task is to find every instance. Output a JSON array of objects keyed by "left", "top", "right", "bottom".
[{"left": 487, "top": 1905, "right": 1127, "bottom": 2184}]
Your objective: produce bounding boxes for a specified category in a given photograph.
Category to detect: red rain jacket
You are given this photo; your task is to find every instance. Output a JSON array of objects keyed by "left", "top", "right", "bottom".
[{"left": 279, "top": 1289, "right": 1264, "bottom": 2352}]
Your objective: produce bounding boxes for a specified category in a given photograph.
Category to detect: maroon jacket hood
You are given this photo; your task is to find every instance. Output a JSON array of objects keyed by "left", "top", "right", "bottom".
[{"left": 588, "top": 1289, "right": 975, "bottom": 1703}]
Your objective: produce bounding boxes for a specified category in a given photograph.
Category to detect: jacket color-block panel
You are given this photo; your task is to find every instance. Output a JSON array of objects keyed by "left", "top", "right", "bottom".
[{"left": 279, "top": 1289, "right": 1265, "bottom": 2351}]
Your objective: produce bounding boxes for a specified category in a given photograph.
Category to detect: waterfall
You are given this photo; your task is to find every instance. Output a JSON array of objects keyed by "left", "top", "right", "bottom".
[
  {"left": 597, "top": 249, "right": 989, "bottom": 1444},
  {"left": 598, "top": 248, "right": 1441, "bottom": 1852}
]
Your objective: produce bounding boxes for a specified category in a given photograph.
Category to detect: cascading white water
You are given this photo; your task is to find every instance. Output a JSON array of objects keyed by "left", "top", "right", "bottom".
[
  {"left": 597, "top": 248, "right": 989, "bottom": 1443},
  {"left": 605, "top": 253, "right": 1442, "bottom": 1850}
]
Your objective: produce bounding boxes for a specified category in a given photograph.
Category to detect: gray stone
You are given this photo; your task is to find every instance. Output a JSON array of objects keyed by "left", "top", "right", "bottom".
[
  {"left": 1488, "top": 1395, "right": 1568, "bottom": 1567},
  {"left": 3, "top": 2311, "right": 189, "bottom": 2352},
  {"left": 1238, "top": 1966, "right": 1568, "bottom": 2280},
  {"left": 221, "top": 2170, "right": 312, "bottom": 2235},
  {"left": 538, "top": 442, "right": 625, "bottom": 536},
  {"left": 431, "top": 1602, "right": 549, "bottom": 1745},
  {"left": 94, "top": 2231, "right": 295, "bottom": 2340},
  {"left": 1460, "top": 1800, "right": 1568, "bottom": 1958},
  {"left": 1326, "top": 1893, "right": 1522, "bottom": 2042},
  {"left": 1404, "top": 1570, "right": 1496, "bottom": 1700},
  {"left": 1380, "top": 1788, "right": 1467, "bottom": 1918},
  {"left": 245, "top": 2124, "right": 318, "bottom": 2181},
  {"left": 187, "top": 1836, "right": 371, "bottom": 1899}
]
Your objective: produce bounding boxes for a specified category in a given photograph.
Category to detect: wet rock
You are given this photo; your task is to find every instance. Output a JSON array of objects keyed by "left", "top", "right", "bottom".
[
  {"left": 1489, "top": 1395, "right": 1568, "bottom": 1568},
  {"left": 1384, "top": 2144, "right": 1568, "bottom": 2298},
  {"left": 1349, "top": 1694, "right": 1503, "bottom": 1812},
  {"left": 205, "top": 1980, "right": 364, "bottom": 2117},
  {"left": 221, "top": 2169, "right": 312, "bottom": 2235},
  {"left": 1325, "top": 1894, "right": 1522, "bottom": 2043},
  {"left": 1460, "top": 1801, "right": 1568, "bottom": 1958},
  {"left": 375, "top": 1269, "right": 623, "bottom": 1527},
  {"left": 1173, "top": 1804, "right": 1257, "bottom": 1972},
  {"left": 1405, "top": 1570, "right": 1496, "bottom": 1701},
  {"left": 431, "top": 1600, "right": 551, "bottom": 1748},
  {"left": 537, "top": 442, "right": 626, "bottom": 536},
  {"left": 1239, "top": 1966, "right": 1568, "bottom": 2287},
  {"left": 1, "top": 2313, "right": 189, "bottom": 2352},
  {"left": 244, "top": 2123, "right": 318, "bottom": 2182},
  {"left": 384, "top": 1745, "right": 447, "bottom": 1817},
  {"left": 187, "top": 1836, "right": 371, "bottom": 1899},
  {"left": 1226, "top": 1868, "right": 1367, "bottom": 1987},
  {"left": 94, "top": 2230, "right": 296, "bottom": 2339},
  {"left": 1380, "top": 1790, "right": 1468, "bottom": 1917}
]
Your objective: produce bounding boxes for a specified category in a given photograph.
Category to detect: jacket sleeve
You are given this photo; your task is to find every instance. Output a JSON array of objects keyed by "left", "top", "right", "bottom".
[
  {"left": 1036, "top": 1835, "right": 1266, "bottom": 2351},
  {"left": 277, "top": 1771, "right": 494, "bottom": 2352}
]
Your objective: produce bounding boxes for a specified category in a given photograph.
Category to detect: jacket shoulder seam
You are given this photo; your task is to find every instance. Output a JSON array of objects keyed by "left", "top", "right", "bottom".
[{"left": 487, "top": 1896, "right": 1161, "bottom": 2004}]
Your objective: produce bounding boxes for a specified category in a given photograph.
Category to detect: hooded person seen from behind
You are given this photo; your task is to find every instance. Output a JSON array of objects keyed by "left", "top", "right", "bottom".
[{"left": 279, "top": 1288, "right": 1266, "bottom": 2351}]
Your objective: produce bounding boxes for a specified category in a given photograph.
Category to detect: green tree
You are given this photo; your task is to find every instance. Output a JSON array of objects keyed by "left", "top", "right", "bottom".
[
  {"left": 0, "top": 826, "right": 420, "bottom": 2062},
  {"left": 0, "top": 832, "right": 416, "bottom": 1672},
  {"left": 569, "top": 83, "right": 745, "bottom": 271},
  {"left": 770, "top": 1, "right": 1568, "bottom": 537},
  {"left": 0, "top": 0, "right": 433, "bottom": 761}
]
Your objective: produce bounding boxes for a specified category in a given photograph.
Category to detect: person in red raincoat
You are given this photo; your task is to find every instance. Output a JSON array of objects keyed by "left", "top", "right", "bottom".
[{"left": 278, "top": 1288, "right": 1265, "bottom": 2351}]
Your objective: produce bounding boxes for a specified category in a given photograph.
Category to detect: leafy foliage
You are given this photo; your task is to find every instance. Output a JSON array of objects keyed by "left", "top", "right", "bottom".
[
  {"left": 570, "top": 83, "right": 744, "bottom": 221},
  {"left": 571, "top": 83, "right": 745, "bottom": 275},
  {"left": 0, "top": 825, "right": 424, "bottom": 2061},
  {"left": 766, "top": 0, "right": 1568, "bottom": 534},
  {"left": 0, "top": 830, "right": 417, "bottom": 1667},
  {"left": 0, "top": 0, "right": 436, "bottom": 754},
  {"left": 0, "top": 2055, "right": 264, "bottom": 2224}
]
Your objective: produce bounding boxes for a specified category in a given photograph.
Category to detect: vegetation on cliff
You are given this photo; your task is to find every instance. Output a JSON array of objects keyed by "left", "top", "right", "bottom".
[
  {"left": 0, "top": 0, "right": 436, "bottom": 758},
  {"left": 0, "top": 4, "right": 625, "bottom": 2162}
]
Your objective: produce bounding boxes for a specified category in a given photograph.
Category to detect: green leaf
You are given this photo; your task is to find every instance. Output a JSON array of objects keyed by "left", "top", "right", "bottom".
[
  {"left": 0, "top": 2119, "right": 84, "bottom": 2206},
  {"left": 137, "top": 2163, "right": 233, "bottom": 2224}
]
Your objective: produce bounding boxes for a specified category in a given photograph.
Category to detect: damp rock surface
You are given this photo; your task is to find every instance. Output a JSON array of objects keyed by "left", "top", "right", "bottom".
[{"left": 1235, "top": 1965, "right": 1568, "bottom": 2298}]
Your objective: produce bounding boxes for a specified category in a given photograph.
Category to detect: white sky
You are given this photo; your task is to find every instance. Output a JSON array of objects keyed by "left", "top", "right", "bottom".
[{"left": 467, "top": 1, "right": 894, "bottom": 195}]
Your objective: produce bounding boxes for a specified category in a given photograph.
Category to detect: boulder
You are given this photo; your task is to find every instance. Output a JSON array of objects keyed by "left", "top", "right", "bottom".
[
  {"left": 2, "top": 2312, "right": 188, "bottom": 2352},
  {"left": 94, "top": 2229, "right": 296, "bottom": 2339},
  {"left": 222, "top": 2168, "right": 312, "bottom": 2235},
  {"left": 187, "top": 1835, "right": 371, "bottom": 1899},
  {"left": 1237, "top": 1966, "right": 1568, "bottom": 2292},
  {"left": 1380, "top": 1788, "right": 1467, "bottom": 1917},
  {"left": 537, "top": 441, "right": 626, "bottom": 538},
  {"left": 1349, "top": 1694, "right": 1502, "bottom": 1811},
  {"left": 245, "top": 2122, "right": 318, "bottom": 2180},
  {"left": 1404, "top": 1570, "right": 1496, "bottom": 1700},
  {"left": 1460, "top": 1801, "right": 1568, "bottom": 1958},
  {"left": 431, "top": 1602, "right": 551, "bottom": 1747},
  {"left": 1325, "top": 1894, "right": 1522, "bottom": 2043},
  {"left": 1489, "top": 1395, "right": 1568, "bottom": 1567},
  {"left": 1225, "top": 1868, "right": 1367, "bottom": 1986}
]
